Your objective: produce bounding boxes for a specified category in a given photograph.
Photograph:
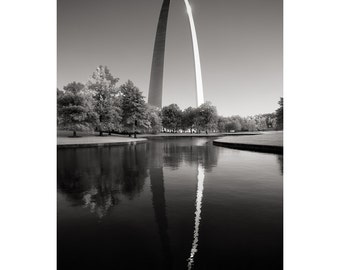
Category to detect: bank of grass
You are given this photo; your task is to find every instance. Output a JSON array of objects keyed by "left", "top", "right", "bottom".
[
  {"left": 57, "top": 130, "right": 147, "bottom": 148},
  {"left": 57, "top": 130, "right": 261, "bottom": 138},
  {"left": 213, "top": 131, "right": 283, "bottom": 154},
  {"left": 57, "top": 129, "right": 268, "bottom": 148}
]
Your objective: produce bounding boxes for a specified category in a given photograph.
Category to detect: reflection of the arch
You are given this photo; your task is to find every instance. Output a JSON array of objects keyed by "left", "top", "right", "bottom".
[
  {"left": 148, "top": 141, "right": 173, "bottom": 269},
  {"left": 57, "top": 144, "right": 148, "bottom": 219},
  {"left": 150, "top": 168, "right": 173, "bottom": 269},
  {"left": 187, "top": 164, "right": 205, "bottom": 270},
  {"left": 149, "top": 138, "right": 219, "bottom": 269},
  {"left": 58, "top": 138, "right": 219, "bottom": 267}
]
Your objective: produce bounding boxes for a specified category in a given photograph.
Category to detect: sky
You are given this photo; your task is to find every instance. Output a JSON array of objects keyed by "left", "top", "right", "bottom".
[{"left": 58, "top": 0, "right": 282, "bottom": 117}]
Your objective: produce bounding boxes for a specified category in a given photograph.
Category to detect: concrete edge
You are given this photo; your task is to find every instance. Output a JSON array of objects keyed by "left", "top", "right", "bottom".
[
  {"left": 213, "top": 141, "right": 283, "bottom": 154},
  {"left": 57, "top": 139, "right": 148, "bottom": 149}
]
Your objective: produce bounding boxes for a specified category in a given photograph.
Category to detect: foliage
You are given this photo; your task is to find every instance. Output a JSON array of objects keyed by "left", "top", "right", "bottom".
[
  {"left": 86, "top": 66, "right": 121, "bottom": 135},
  {"left": 246, "top": 117, "right": 257, "bottom": 132},
  {"left": 182, "top": 107, "right": 198, "bottom": 132},
  {"left": 216, "top": 113, "right": 278, "bottom": 133},
  {"left": 57, "top": 88, "right": 63, "bottom": 97},
  {"left": 57, "top": 82, "right": 97, "bottom": 136},
  {"left": 276, "top": 97, "right": 283, "bottom": 130},
  {"left": 57, "top": 65, "right": 283, "bottom": 136},
  {"left": 145, "top": 105, "right": 162, "bottom": 134},
  {"left": 119, "top": 80, "right": 148, "bottom": 134},
  {"left": 196, "top": 102, "right": 218, "bottom": 132},
  {"left": 161, "top": 104, "right": 183, "bottom": 132},
  {"left": 218, "top": 116, "right": 239, "bottom": 132},
  {"left": 217, "top": 116, "right": 227, "bottom": 132}
]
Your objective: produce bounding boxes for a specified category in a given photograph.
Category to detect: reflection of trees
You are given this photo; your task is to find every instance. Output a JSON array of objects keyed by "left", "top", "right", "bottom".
[
  {"left": 162, "top": 142, "right": 184, "bottom": 169},
  {"left": 57, "top": 144, "right": 148, "bottom": 218},
  {"left": 161, "top": 138, "right": 219, "bottom": 172},
  {"left": 58, "top": 137, "right": 219, "bottom": 260},
  {"left": 119, "top": 145, "right": 148, "bottom": 199}
]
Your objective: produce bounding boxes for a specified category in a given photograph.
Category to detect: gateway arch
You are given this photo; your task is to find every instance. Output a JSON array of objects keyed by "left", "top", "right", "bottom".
[{"left": 148, "top": 0, "right": 204, "bottom": 108}]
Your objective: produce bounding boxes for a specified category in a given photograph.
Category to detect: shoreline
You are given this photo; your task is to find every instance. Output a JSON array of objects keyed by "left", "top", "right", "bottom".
[
  {"left": 57, "top": 135, "right": 147, "bottom": 149},
  {"left": 140, "top": 132, "right": 260, "bottom": 138},
  {"left": 213, "top": 141, "right": 283, "bottom": 154},
  {"left": 213, "top": 131, "right": 283, "bottom": 154},
  {"left": 57, "top": 131, "right": 282, "bottom": 150}
]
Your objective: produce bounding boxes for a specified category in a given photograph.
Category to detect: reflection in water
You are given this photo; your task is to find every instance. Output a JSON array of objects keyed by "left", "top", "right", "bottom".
[
  {"left": 57, "top": 145, "right": 148, "bottom": 219},
  {"left": 150, "top": 168, "right": 173, "bottom": 269},
  {"left": 58, "top": 138, "right": 283, "bottom": 269},
  {"left": 161, "top": 139, "right": 219, "bottom": 172},
  {"left": 82, "top": 186, "right": 119, "bottom": 219},
  {"left": 277, "top": 155, "right": 283, "bottom": 175},
  {"left": 187, "top": 164, "right": 205, "bottom": 270},
  {"left": 149, "top": 141, "right": 173, "bottom": 269}
]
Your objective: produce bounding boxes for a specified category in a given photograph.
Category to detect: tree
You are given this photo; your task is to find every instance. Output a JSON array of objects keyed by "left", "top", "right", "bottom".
[
  {"left": 161, "top": 104, "right": 182, "bottom": 132},
  {"left": 246, "top": 117, "right": 256, "bottom": 132},
  {"left": 196, "top": 102, "right": 218, "bottom": 133},
  {"left": 218, "top": 116, "right": 245, "bottom": 132},
  {"left": 57, "top": 82, "right": 97, "bottom": 137},
  {"left": 254, "top": 115, "right": 267, "bottom": 131},
  {"left": 87, "top": 65, "right": 121, "bottom": 135},
  {"left": 262, "top": 113, "right": 276, "bottom": 129},
  {"left": 276, "top": 97, "right": 283, "bottom": 130},
  {"left": 217, "top": 116, "right": 227, "bottom": 132},
  {"left": 234, "top": 119, "right": 242, "bottom": 131},
  {"left": 145, "top": 105, "right": 162, "bottom": 134},
  {"left": 57, "top": 88, "right": 64, "bottom": 125},
  {"left": 182, "top": 107, "right": 197, "bottom": 133},
  {"left": 225, "top": 121, "right": 236, "bottom": 132},
  {"left": 57, "top": 88, "right": 63, "bottom": 97},
  {"left": 119, "top": 80, "right": 148, "bottom": 137}
]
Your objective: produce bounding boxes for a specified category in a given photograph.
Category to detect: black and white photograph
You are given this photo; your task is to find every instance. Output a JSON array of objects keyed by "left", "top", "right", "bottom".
[
  {"left": 1, "top": 0, "right": 340, "bottom": 270},
  {"left": 57, "top": 0, "right": 283, "bottom": 269}
]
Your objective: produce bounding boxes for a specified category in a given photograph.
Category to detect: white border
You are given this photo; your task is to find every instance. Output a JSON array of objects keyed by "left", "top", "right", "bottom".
[
  {"left": 0, "top": 0, "right": 56, "bottom": 269},
  {"left": 285, "top": 0, "right": 340, "bottom": 269}
]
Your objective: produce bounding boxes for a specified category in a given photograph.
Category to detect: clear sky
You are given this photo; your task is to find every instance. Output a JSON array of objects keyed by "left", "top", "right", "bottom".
[{"left": 57, "top": 0, "right": 282, "bottom": 117}]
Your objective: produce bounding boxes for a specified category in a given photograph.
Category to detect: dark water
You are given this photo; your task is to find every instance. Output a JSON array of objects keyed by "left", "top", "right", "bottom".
[{"left": 58, "top": 138, "right": 283, "bottom": 270}]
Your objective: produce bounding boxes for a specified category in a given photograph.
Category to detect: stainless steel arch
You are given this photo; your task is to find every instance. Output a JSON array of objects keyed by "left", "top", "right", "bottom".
[
  {"left": 184, "top": 0, "right": 204, "bottom": 106},
  {"left": 148, "top": 0, "right": 204, "bottom": 108}
]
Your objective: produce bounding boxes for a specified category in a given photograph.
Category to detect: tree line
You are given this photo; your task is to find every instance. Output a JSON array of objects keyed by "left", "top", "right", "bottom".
[
  {"left": 161, "top": 100, "right": 283, "bottom": 133},
  {"left": 57, "top": 65, "right": 283, "bottom": 137},
  {"left": 217, "top": 98, "right": 283, "bottom": 132},
  {"left": 57, "top": 66, "right": 162, "bottom": 137}
]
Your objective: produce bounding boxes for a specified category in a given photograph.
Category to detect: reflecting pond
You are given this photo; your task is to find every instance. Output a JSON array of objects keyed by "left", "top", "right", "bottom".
[{"left": 58, "top": 138, "right": 283, "bottom": 270}]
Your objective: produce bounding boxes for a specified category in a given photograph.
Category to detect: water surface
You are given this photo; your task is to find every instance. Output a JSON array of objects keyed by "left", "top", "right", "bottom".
[{"left": 58, "top": 138, "right": 283, "bottom": 270}]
